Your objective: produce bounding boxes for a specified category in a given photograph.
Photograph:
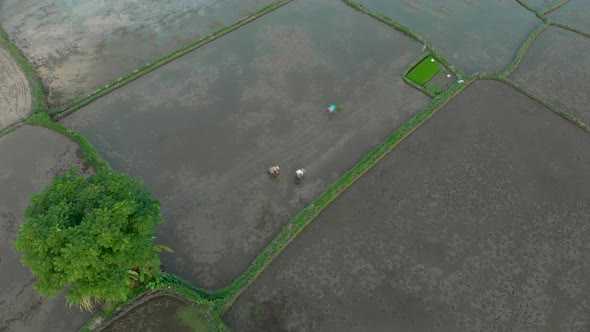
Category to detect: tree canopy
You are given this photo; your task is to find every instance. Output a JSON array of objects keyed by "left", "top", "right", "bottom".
[{"left": 14, "top": 168, "right": 164, "bottom": 309}]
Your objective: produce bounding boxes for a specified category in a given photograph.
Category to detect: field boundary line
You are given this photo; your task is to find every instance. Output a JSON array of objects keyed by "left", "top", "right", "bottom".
[
  {"left": 542, "top": 0, "right": 569, "bottom": 15},
  {"left": 0, "top": 24, "right": 49, "bottom": 131},
  {"left": 51, "top": 0, "right": 293, "bottom": 121},
  {"left": 212, "top": 79, "right": 472, "bottom": 314},
  {"left": 0, "top": 119, "right": 25, "bottom": 139},
  {"left": 25, "top": 112, "right": 111, "bottom": 172},
  {"left": 492, "top": 76, "right": 590, "bottom": 134},
  {"left": 79, "top": 273, "right": 226, "bottom": 332},
  {"left": 549, "top": 21, "right": 590, "bottom": 39},
  {"left": 341, "top": 0, "right": 466, "bottom": 78},
  {"left": 503, "top": 21, "right": 550, "bottom": 76}
]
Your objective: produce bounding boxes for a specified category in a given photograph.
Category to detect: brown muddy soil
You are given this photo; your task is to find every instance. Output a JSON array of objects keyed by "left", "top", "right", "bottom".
[
  {"left": 61, "top": 0, "right": 429, "bottom": 290},
  {"left": 0, "top": 47, "right": 30, "bottom": 129},
  {"left": 224, "top": 80, "right": 590, "bottom": 332},
  {"left": 0, "top": 0, "right": 275, "bottom": 107},
  {"left": 511, "top": 26, "right": 590, "bottom": 125},
  {"left": 549, "top": 0, "right": 590, "bottom": 33},
  {"left": 354, "top": 0, "right": 542, "bottom": 74},
  {"left": 0, "top": 125, "right": 91, "bottom": 331}
]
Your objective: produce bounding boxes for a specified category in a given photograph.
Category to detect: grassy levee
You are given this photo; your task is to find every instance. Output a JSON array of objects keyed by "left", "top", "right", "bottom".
[
  {"left": 25, "top": 112, "right": 111, "bottom": 172},
  {"left": 503, "top": 21, "right": 550, "bottom": 76},
  {"left": 0, "top": 120, "right": 24, "bottom": 138},
  {"left": 549, "top": 21, "right": 590, "bottom": 39},
  {"left": 341, "top": 0, "right": 465, "bottom": 78},
  {"left": 498, "top": 76, "right": 590, "bottom": 134},
  {"left": 541, "top": 0, "right": 570, "bottom": 15},
  {"left": 212, "top": 79, "right": 472, "bottom": 314},
  {"left": 79, "top": 273, "right": 226, "bottom": 332},
  {"left": 51, "top": 0, "right": 293, "bottom": 120},
  {"left": 0, "top": 25, "right": 48, "bottom": 115},
  {"left": 401, "top": 52, "right": 436, "bottom": 98}
]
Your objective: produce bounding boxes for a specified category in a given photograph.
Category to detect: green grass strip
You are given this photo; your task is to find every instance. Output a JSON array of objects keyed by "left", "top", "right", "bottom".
[
  {"left": 0, "top": 25, "right": 49, "bottom": 116},
  {"left": 25, "top": 112, "right": 111, "bottom": 172},
  {"left": 549, "top": 21, "right": 590, "bottom": 39},
  {"left": 541, "top": 0, "right": 570, "bottom": 15},
  {"left": 52, "top": 0, "right": 293, "bottom": 119},
  {"left": 212, "top": 79, "right": 471, "bottom": 314},
  {"left": 498, "top": 76, "right": 590, "bottom": 134},
  {"left": 342, "top": 0, "right": 465, "bottom": 78},
  {"left": 79, "top": 273, "right": 226, "bottom": 332},
  {"left": 503, "top": 21, "right": 550, "bottom": 76}
]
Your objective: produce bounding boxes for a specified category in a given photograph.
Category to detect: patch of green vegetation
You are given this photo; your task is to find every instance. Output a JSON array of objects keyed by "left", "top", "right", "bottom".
[
  {"left": 177, "top": 306, "right": 211, "bottom": 331},
  {"left": 212, "top": 79, "right": 472, "bottom": 313},
  {"left": 52, "top": 0, "right": 294, "bottom": 119},
  {"left": 0, "top": 25, "right": 48, "bottom": 115},
  {"left": 15, "top": 168, "right": 164, "bottom": 310},
  {"left": 407, "top": 56, "right": 441, "bottom": 85},
  {"left": 25, "top": 112, "right": 110, "bottom": 172}
]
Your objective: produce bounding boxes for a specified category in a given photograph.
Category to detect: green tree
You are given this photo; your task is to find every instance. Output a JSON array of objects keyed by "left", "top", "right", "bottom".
[{"left": 14, "top": 168, "right": 164, "bottom": 309}]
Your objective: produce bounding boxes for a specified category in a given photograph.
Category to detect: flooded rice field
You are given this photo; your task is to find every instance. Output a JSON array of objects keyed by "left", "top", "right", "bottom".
[
  {"left": 101, "top": 295, "right": 211, "bottom": 332},
  {"left": 224, "top": 80, "right": 590, "bottom": 331},
  {"left": 511, "top": 26, "right": 590, "bottom": 124},
  {"left": 0, "top": 47, "right": 30, "bottom": 128},
  {"left": 0, "top": 126, "right": 91, "bottom": 331},
  {"left": 548, "top": 0, "right": 590, "bottom": 33},
  {"left": 355, "top": 0, "right": 541, "bottom": 73},
  {"left": 523, "top": 0, "right": 562, "bottom": 12},
  {"left": 0, "top": 0, "right": 275, "bottom": 106},
  {"left": 61, "top": 0, "right": 429, "bottom": 290}
]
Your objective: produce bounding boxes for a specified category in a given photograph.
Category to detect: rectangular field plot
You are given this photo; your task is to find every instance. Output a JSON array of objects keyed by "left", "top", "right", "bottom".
[
  {"left": 354, "top": 0, "right": 541, "bottom": 73},
  {"left": 224, "top": 80, "right": 590, "bottom": 332},
  {"left": 549, "top": 0, "right": 590, "bottom": 33},
  {"left": 0, "top": 0, "right": 275, "bottom": 107},
  {"left": 61, "top": 0, "right": 429, "bottom": 290},
  {"left": 0, "top": 126, "right": 91, "bottom": 331},
  {"left": 511, "top": 27, "right": 590, "bottom": 124}
]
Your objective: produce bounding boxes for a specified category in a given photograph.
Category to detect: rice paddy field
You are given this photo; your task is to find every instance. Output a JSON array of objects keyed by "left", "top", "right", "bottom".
[
  {"left": 523, "top": 0, "right": 564, "bottom": 12},
  {"left": 0, "top": 47, "right": 30, "bottom": 128},
  {"left": 224, "top": 80, "right": 590, "bottom": 332},
  {"left": 548, "top": 0, "right": 590, "bottom": 33},
  {"left": 511, "top": 27, "right": 590, "bottom": 125},
  {"left": 0, "top": 0, "right": 275, "bottom": 107},
  {"left": 1, "top": 0, "right": 589, "bottom": 331},
  {"left": 61, "top": 0, "right": 428, "bottom": 290},
  {"left": 353, "top": 0, "right": 541, "bottom": 73}
]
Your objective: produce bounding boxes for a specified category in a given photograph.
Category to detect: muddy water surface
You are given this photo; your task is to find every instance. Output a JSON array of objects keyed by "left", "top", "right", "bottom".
[
  {"left": 101, "top": 296, "right": 210, "bottom": 332},
  {"left": 0, "top": 0, "right": 275, "bottom": 106},
  {"left": 225, "top": 80, "right": 590, "bottom": 331},
  {"left": 511, "top": 27, "right": 590, "bottom": 124},
  {"left": 62, "top": 0, "right": 429, "bottom": 289},
  {"left": 356, "top": 0, "right": 541, "bottom": 73},
  {"left": 549, "top": 0, "right": 590, "bottom": 33}
]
